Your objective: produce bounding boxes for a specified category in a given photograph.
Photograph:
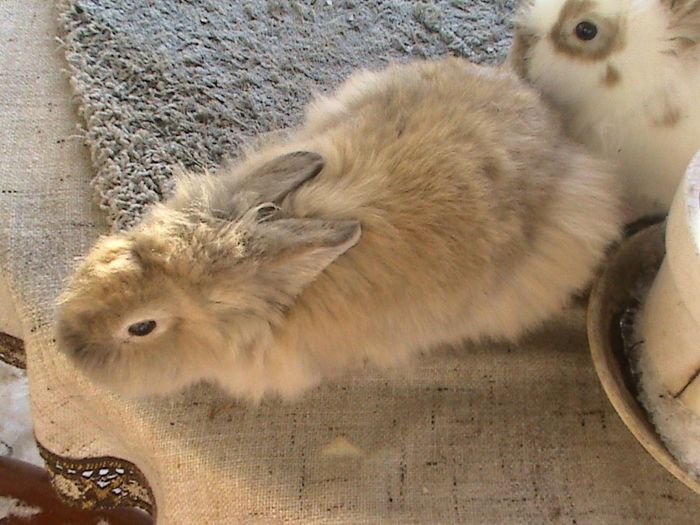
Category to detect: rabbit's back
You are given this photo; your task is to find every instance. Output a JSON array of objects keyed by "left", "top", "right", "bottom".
[
  {"left": 293, "top": 60, "right": 565, "bottom": 278},
  {"left": 270, "top": 58, "right": 620, "bottom": 367}
]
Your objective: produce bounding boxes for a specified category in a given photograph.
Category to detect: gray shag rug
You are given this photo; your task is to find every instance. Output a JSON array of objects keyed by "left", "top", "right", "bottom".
[{"left": 58, "top": 0, "right": 516, "bottom": 231}]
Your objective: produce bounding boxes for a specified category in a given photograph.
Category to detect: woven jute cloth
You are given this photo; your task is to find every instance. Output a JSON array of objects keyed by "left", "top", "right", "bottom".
[{"left": 1, "top": 1, "right": 698, "bottom": 523}]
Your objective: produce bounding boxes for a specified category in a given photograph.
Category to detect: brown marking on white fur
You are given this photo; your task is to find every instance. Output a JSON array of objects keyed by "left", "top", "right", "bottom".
[
  {"left": 644, "top": 85, "right": 685, "bottom": 128},
  {"left": 602, "top": 63, "right": 621, "bottom": 86},
  {"left": 653, "top": 104, "right": 682, "bottom": 127},
  {"left": 509, "top": 30, "right": 540, "bottom": 79},
  {"left": 549, "top": 0, "right": 626, "bottom": 61}
]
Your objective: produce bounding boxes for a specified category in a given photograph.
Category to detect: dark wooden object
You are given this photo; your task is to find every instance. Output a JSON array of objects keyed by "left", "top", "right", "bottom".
[{"left": 0, "top": 456, "right": 153, "bottom": 525}]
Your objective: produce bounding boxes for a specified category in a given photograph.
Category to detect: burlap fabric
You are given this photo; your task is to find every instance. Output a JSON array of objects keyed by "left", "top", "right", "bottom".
[{"left": 1, "top": 1, "right": 699, "bottom": 523}]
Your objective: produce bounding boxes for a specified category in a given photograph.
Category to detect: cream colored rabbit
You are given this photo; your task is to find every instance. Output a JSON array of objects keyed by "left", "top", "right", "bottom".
[
  {"left": 56, "top": 58, "right": 621, "bottom": 402},
  {"left": 511, "top": 0, "right": 700, "bottom": 219}
]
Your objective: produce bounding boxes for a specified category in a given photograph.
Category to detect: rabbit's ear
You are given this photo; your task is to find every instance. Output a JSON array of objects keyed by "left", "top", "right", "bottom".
[
  {"left": 243, "top": 151, "right": 324, "bottom": 203},
  {"left": 662, "top": 0, "right": 700, "bottom": 56},
  {"left": 256, "top": 218, "right": 361, "bottom": 299}
]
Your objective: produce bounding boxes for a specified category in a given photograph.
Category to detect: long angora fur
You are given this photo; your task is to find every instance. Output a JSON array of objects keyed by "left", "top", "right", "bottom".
[
  {"left": 56, "top": 58, "right": 622, "bottom": 402},
  {"left": 511, "top": 0, "right": 700, "bottom": 219}
]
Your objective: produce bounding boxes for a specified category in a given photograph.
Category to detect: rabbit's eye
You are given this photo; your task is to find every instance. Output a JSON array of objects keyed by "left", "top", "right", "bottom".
[
  {"left": 575, "top": 21, "right": 598, "bottom": 41},
  {"left": 128, "top": 320, "right": 157, "bottom": 337}
]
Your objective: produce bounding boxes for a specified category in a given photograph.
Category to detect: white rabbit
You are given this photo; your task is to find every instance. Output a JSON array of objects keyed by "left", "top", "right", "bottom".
[
  {"left": 56, "top": 58, "right": 621, "bottom": 402},
  {"left": 511, "top": 0, "right": 700, "bottom": 219}
]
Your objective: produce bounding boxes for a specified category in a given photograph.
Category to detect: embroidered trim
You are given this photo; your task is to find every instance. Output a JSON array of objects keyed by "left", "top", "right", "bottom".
[
  {"left": 36, "top": 440, "right": 155, "bottom": 516},
  {"left": 0, "top": 332, "right": 26, "bottom": 369}
]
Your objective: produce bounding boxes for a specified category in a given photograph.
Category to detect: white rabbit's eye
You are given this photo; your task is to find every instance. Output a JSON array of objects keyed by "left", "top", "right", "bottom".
[
  {"left": 128, "top": 320, "right": 157, "bottom": 337},
  {"left": 575, "top": 21, "right": 598, "bottom": 41}
]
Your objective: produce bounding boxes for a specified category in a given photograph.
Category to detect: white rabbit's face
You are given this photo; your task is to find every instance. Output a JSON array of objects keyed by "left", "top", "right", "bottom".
[{"left": 512, "top": 0, "right": 671, "bottom": 117}]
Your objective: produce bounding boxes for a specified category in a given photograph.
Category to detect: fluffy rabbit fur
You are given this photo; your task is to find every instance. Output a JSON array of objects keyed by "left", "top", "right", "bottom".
[
  {"left": 511, "top": 0, "right": 700, "bottom": 218},
  {"left": 56, "top": 58, "right": 621, "bottom": 402}
]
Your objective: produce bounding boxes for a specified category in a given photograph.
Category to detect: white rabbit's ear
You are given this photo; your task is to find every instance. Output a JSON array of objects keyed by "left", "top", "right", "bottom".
[
  {"left": 662, "top": 0, "right": 700, "bottom": 56},
  {"left": 255, "top": 218, "right": 361, "bottom": 300},
  {"left": 242, "top": 151, "right": 325, "bottom": 203}
]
